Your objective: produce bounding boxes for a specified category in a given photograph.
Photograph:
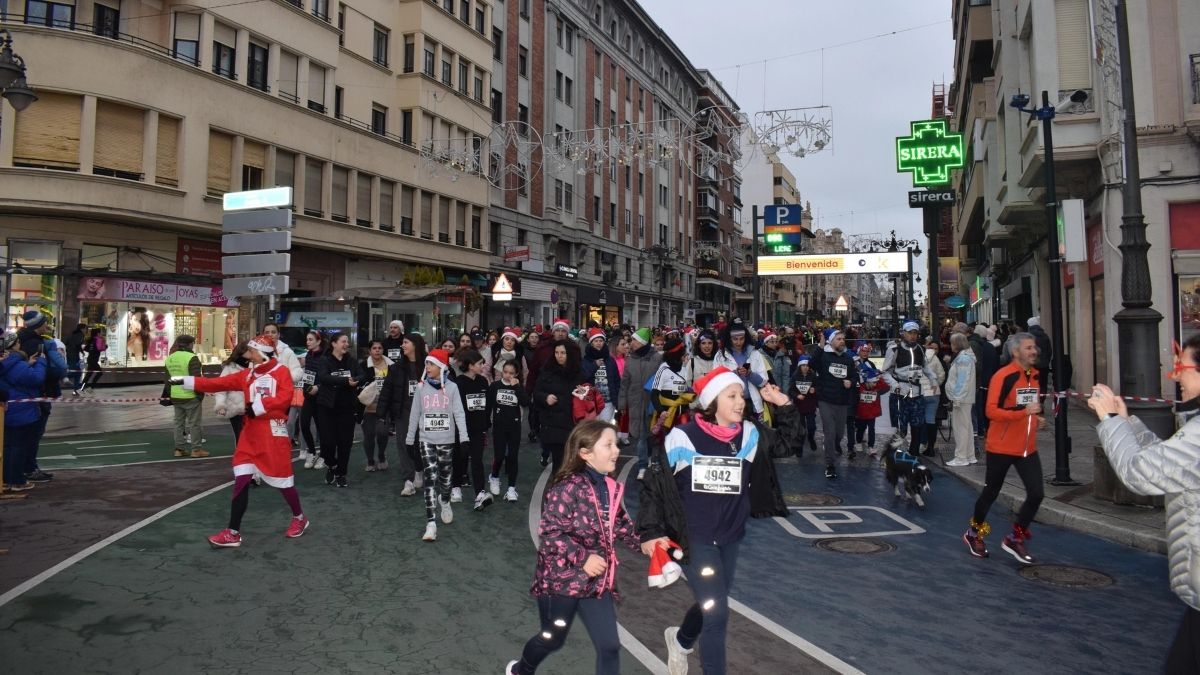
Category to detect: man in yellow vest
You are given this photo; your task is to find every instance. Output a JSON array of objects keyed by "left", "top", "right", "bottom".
[{"left": 166, "top": 335, "right": 207, "bottom": 458}]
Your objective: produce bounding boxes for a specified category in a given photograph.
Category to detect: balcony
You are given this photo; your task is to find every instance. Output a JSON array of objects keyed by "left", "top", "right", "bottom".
[{"left": 696, "top": 205, "right": 719, "bottom": 229}]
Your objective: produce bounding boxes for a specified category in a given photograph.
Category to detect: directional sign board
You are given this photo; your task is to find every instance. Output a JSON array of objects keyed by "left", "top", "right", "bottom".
[
  {"left": 222, "top": 253, "right": 291, "bottom": 275},
  {"left": 223, "top": 187, "right": 293, "bottom": 211},
  {"left": 222, "top": 209, "right": 293, "bottom": 232},
  {"left": 222, "top": 231, "right": 292, "bottom": 254},
  {"left": 896, "top": 119, "right": 965, "bottom": 187},
  {"left": 224, "top": 275, "right": 290, "bottom": 297}
]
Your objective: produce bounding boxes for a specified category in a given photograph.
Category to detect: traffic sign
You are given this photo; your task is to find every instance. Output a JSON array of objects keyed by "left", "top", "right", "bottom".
[
  {"left": 222, "top": 253, "right": 291, "bottom": 275},
  {"left": 222, "top": 231, "right": 292, "bottom": 254},
  {"left": 491, "top": 273, "right": 514, "bottom": 302},
  {"left": 896, "top": 119, "right": 964, "bottom": 187},
  {"left": 224, "top": 275, "right": 290, "bottom": 297},
  {"left": 223, "top": 187, "right": 293, "bottom": 211},
  {"left": 222, "top": 209, "right": 293, "bottom": 232},
  {"left": 763, "top": 204, "right": 803, "bottom": 226}
]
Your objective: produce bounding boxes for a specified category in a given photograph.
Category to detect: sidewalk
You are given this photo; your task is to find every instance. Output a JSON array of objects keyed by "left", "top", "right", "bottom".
[
  {"left": 931, "top": 402, "right": 1167, "bottom": 554},
  {"left": 42, "top": 384, "right": 223, "bottom": 436}
]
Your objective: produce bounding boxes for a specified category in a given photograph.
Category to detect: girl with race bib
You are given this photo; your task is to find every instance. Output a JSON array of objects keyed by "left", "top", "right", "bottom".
[
  {"left": 854, "top": 362, "right": 889, "bottom": 460},
  {"left": 358, "top": 340, "right": 394, "bottom": 472},
  {"left": 405, "top": 348, "right": 469, "bottom": 542},
  {"left": 638, "top": 367, "right": 794, "bottom": 675},
  {"left": 488, "top": 359, "right": 529, "bottom": 502},
  {"left": 790, "top": 355, "right": 819, "bottom": 457},
  {"left": 378, "top": 333, "right": 427, "bottom": 496}
]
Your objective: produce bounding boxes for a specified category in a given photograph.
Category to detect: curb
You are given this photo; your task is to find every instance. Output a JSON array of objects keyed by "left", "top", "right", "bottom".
[{"left": 940, "top": 464, "right": 1167, "bottom": 555}]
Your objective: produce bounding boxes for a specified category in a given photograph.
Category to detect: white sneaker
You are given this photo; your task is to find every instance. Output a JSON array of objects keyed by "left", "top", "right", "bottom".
[
  {"left": 303, "top": 454, "right": 316, "bottom": 470},
  {"left": 665, "top": 626, "right": 692, "bottom": 675},
  {"left": 946, "top": 458, "right": 971, "bottom": 467},
  {"left": 378, "top": 460, "right": 388, "bottom": 471},
  {"left": 637, "top": 468, "right": 646, "bottom": 481},
  {"left": 413, "top": 474, "right": 424, "bottom": 489},
  {"left": 299, "top": 449, "right": 309, "bottom": 460},
  {"left": 422, "top": 521, "right": 437, "bottom": 542},
  {"left": 440, "top": 498, "right": 454, "bottom": 524},
  {"left": 968, "top": 457, "right": 979, "bottom": 464},
  {"left": 365, "top": 464, "right": 377, "bottom": 473},
  {"left": 450, "top": 487, "right": 463, "bottom": 503},
  {"left": 504, "top": 486, "right": 519, "bottom": 502},
  {"left": 489, "top": 475, "right": 501, "bottom": 496},
  {"left": 401, "top": 480, "right": 416, "bottom": 496},
  {"left": 473, "top": 490, "right": 494, "bottom": 512},
  {"left": 314, "top": 457, "right": 327, "bottom": 470},
  {"left": 505, "top": 660, "right": 518, "bottom": 675}
]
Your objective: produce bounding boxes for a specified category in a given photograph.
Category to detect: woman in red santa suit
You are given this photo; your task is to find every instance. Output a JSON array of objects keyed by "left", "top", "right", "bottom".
[{"left": 173, "top": 334, "right": 310, "bottom": 547}]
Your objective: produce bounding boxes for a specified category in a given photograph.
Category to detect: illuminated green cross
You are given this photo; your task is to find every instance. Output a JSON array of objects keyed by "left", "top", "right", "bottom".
[{"left": 895, "top": 119, "right": 964, "bottom": 187}]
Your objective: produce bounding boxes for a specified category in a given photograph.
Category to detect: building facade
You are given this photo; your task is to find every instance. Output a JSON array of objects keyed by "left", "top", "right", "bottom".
[{"left": 1, "top": 0, "right": 494, "bottom": 365}]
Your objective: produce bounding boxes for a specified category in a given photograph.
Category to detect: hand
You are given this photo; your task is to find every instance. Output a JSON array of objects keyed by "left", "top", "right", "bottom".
[
  {"left": 215, "top": 405, "right": 227, "bottom": 417},
  {"left": 28, "top": 353, "right": 41, "bottom": 366},
  {"left": 347, "top": 378, "right": 359, "bottom": 388},
  {"left": 842, "top": 379, "right": 852, "bottom": 389},
  {"left": 760, "top": 383, "right": 790, "bottom": 407},
  {"left": 582, "top": 554, "right": 609, "bottom": 577},
  {"left": 1027, "top": 398, "right": 1042, "bottom": 415},
  {"left": 1088, "top": 384, "right": 1127, "bottom": 420},
  {"left": 737, "top": 365, "right": 749, "bottom": 376},
  {"left": 640, "top": 537, "right": 670, "bottom": 557},
  {"left": 169, "top": 376, "right": 185, "bottom": 385},
  {"left": 546, "top": 394, "right": 558, "bottom": 406},
  {"left": 1034, "top": 415, "right": 1046, "bottom": 430}
]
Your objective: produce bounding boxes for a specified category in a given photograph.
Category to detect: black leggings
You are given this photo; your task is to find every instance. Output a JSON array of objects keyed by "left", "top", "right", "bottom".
[
  {"left": 317, "top": 407, "right": 356, "bottom": 477},
  {"left": 542, "top": 441, "right": 566, "bottom": 475},
  {"left": 360, "top": 411, "right": 390, "bottom": 464},
  {"left": 491, "top": 425, "right": 521, "bottom": 487},
  {"left": 229, "top": 415, "right": 244, "bottom": 443},
  {"left": 515, "top": 593, "right": 620, "bottom": 675},
  {"left": 972, "top": 452, "right": 1045, "bottom": 527},
  {"left": 298, "top": 397, "right": 318, "bottom": 452},
  {"left": 461, "top": 432, "right": 487, "bottom": 494}
]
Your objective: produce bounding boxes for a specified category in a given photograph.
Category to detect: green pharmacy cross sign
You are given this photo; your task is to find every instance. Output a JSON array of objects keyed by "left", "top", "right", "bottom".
[{"left": 895, "top": 119, "right": 965, "bottom": 187}]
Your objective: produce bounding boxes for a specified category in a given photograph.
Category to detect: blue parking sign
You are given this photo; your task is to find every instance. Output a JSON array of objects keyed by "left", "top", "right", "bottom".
[{"left": 763, "top": 204, "right": 803, "bottom": 225}]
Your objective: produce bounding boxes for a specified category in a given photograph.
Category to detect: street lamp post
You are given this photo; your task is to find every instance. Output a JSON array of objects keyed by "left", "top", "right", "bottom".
[
  {"left": 1010, "top": 89, "right": 1086, "bottom": 486},
  {"left": 860, "top": 231, "right": 921, "bottom": 334},
  {"left": 0, "top": 30, "right": 38, "bottom": 111}
]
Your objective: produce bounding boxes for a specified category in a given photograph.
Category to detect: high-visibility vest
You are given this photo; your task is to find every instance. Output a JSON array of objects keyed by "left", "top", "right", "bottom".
[{"left": 165, "top": 350, "right": 197, "bottom": 400}]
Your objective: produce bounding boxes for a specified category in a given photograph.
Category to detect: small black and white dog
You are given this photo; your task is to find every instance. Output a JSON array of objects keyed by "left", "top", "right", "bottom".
[{"left": 882, "top": 433, "right": 933, "bottom": 507}]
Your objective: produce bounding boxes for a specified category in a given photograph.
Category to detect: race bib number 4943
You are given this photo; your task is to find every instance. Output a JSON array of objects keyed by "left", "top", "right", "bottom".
[
  {"left": 691, "top": 456, "right": 743, "bottom": 495},
  {"left": 423, "top": 413, "right": 450, "bottom": 432}
]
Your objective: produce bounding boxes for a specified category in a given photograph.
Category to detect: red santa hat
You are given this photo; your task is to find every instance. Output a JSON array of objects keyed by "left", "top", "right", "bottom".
[
  {"left": 648, "top": 539, "right": 684, "bottom": 588},
  {"left": 761, "top": 329, "right": 777, "bottom": 343},
  {"left": 551, "top": 318, "right": 571, "bottom": 332},
  {"left": 694, "top": 366, "right": 744, "bottom": 409},
  {"left": 426, "top": 348, "right": 451, "bottom": 375},
  {"left": 246, "top": 334, "right": 277, "bottom": 356},
  {"left": 501, "top": 326, "right": 521, "bottom": 342},
  {"left": 586, "top": 327, "right": 606, "bottom": 344}
]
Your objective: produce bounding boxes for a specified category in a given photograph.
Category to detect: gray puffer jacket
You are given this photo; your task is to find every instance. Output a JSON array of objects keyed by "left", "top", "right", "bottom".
[{"left": 1097, "top": 410, "right": 1200, "bottom": 610}]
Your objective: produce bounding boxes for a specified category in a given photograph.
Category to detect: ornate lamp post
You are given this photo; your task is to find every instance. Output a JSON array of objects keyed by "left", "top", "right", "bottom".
[
  {"left": 0, "top": 30, "right": 38, "bottom": 111},
  {"left": 858, "top": 231, "right": 921, "bottom": 336}
]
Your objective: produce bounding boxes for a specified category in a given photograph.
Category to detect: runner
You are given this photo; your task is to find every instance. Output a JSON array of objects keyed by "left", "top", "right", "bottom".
[
  {"left": 378, "top": 333, "right": 427, "bottom": 495},
  {"left": 314, "top": 332, "right": 362, "bottom": 488},
  {"left": 358, "top": 340, "right": 394, "bottom": 472},
  {"left": 455, "top": 348, "right": 494, "bottom": 512},
  {"left": 639, "top": 367, "right": 794, "bottom": 675},
  {"left": 171, "top": 334, "right": 310, "bottom": 548},
  {"left": 505, "top": 419, "right": 644, "bottom": 675},
  {"left": 405, "top": 348, "right": 469, "bottom": 542},
  {"left": 488, "top": 359, "right": 529, "bottom": 502},
  {"left": 299, "top": 331, "right": 326, "bottom": 469}
]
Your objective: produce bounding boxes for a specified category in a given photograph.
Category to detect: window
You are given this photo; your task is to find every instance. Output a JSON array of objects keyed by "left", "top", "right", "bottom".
[
  {"left": 401, "top": 110, "right": 413, "bottom": 144},
  {"left": 490, "top": 221, "right": 502, "bottom": 256},
  {"left": 565, "top": 24, "right": 574, "bottom": 54},
  {"left": 517, "top": 165, "right": 528, "bottom": 196},
  {"left": 331, "top": 166, "right": 349, "bottom": 222},
  {"left": 424, "top": 42, "right": 436, "bottom": 76},
  {"left": 373, "top": 24, "right": 389, "bottom": 67},
  {"left": 636, "top": 215, "right": 643, "bottom": 242},
  {"left": 93, "top": 3, "right": 118, "bottom": 38},
  {"left": 594, "top": 250, "right": 601, "bottom": 275},
  {"left": 242, "top": 162, "right": 264, "bottom": 191},
  {"left": 442, "top": 0, "right": 453, "bottom": 12},
  {"left": 555, "top": 71, "right": 563, "bottom": 100},
  {"left": 312, "top": 0, "right": 328, "bottom": 21},
  {"left": 401, "top": 186, "right": 415, "bottom": 234},
  {"left": 472, "top": 211, "right": 482, "bottom": 249},
  {"left": 564, "top": 183, "right": 574, "bottom": 213},
  {"left": 333, "top": 86, "right": 343, "bottom": 118},
  {"left": 459, "top": 61, "right": 469, "bottom": 95},
  {"left": 156, "top": 115, "right": 180, "bottom": 187},
  {"left": 307, "top": 63, "right": 327, "bottom": 112},
  {"left": 593, "top": 196, "right": 601, "bottom": 222},
  {"left": 517, "top": 103, "right": 528, "bottom": 130},
  {"left": 23, "top": 0, "right": 73, "bottom": 28},
  {"left": 517, "top": 228, "right": 526, "bottom": 246},
  {"left": 490, "top": 89, "right": 503, "bottom": 123},
  {"left": 371, "top": 103, "right": 387, "bottom": 135},
  {"left": 492, "top": 28, "right": 503, "bottom": 62},
  {"left": 172, "top": 13, "right": 200, "bottom": 65},
  {"left": 475, "top": 7, "right": 485, "bottom": 34},
  {"left": 554, "top": 179, "right": 563, "bottom": 208},
  {"left": 593, "top": 4, "right": 600, "bottom": 24},
  {"left": 248, "top": 42, "right": 269, "bottom": 91},
  {"left": 379, "top": 180, "right": 394, "bottom": 231},
  {"left": 624, "top": 209, "right": 631, "bottom": 238},
  {"left": 278, "top": 50, "right": 298, "bottom": 101},
  {"left": 442, "top": 54, "right": 453, "bottom": 85},
  {"left": 94, "top": 101, "right": 144, "bottom": 180},
  {"left": 593, "top": 98, "right": 601, "bottom": 124},
  {"left": 206, "top": 130, "right": 233, "bottom": 195},
  {"left": 658, "top": 185, "right": 667, "bottom": 207},
  {"left": 212, "top": 23, "right": 236, "bottom": 79},
  {"left": 403, "top": 35, "right": 415, "bottom": 72},
  {"left": 473, "top": 74, "right": 483, "bottom": 102},
  {"left": 303, "top": 158, "right": 323, "bottom": 216},
  {"left": 556, "top": 19, "right": 564, "bottom": 47},
  {"left": 519, "top": 0, "right": 529, "bottom": 19},
  {"left": 458, "top": 0, "right": 470, "bottom": 22},
  {"left": 356, "top": 173, "right": 372, "bottom": 226},
  {"left": 274, "top": 149, "right": 295, "bottom": 191},
  {"left": 518, "top": 46, "right": 528, "bottom": 77},
  {"left": 609, "top": 203, "right": 616, "bottom": 229},
  {"left": 625, "top": 76, "right": 630, "bottom": 100},
  {"left": 638, "top": 171, "right": 644, "bottom": 195},
  {"left": 624, "top": 165, "right": 630, "bottom": 189},
  {"left": 564, "top": 77, "right": 573, "bottom": 106}
]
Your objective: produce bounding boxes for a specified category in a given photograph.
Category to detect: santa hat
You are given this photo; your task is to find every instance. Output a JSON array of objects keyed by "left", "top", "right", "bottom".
[
  {"left": 501, "top": 326, "right": 521, "bottom": 342},
  {"left": 647, "top": 540, "right": 684, "bottom": 589},
  {"left": 694, "top": 366, "right": 743, "bottom": 409},
  {"left": 551, "top": 318, "right": 571, "bottom": 332},
  {"left": 761, "top": 329, "right": 777, "bottom": 343},
  {"left": 586, "top": 328, "right": 606, "bottom": 344},
  {"left": 426, "top": 348, "right": 451, "bottom": 375},
  {"left": 861, "top": 362, "right": 881, "bottom": 382},
  {"left": 797, "top": 354, "right": 812, "bottom": 366},
  {"left": 1027, "top": 316, "right": 1041, "bottom": 328},
  {"left": 246, "top": 334, "right": 277, "bottom": 355},
  {"left": 389, "top": 319, "right": 405, "bottom": 331},
  {"left": 857, "top": 342, "right": 872, "bottom": 353},
  {"left": 823, "top": 327, "right": 842, "bottom": 342},
  {"left": 21, "top": 310, "right": 46, "bottom": 330},
  {"left": 631, "top": 327, "right": 651, "bottom": 345}
]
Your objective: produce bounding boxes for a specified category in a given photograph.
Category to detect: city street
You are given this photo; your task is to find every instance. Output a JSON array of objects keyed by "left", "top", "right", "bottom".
[{"left": 0, "top": 387, "right": 1178, "bottom": 674}]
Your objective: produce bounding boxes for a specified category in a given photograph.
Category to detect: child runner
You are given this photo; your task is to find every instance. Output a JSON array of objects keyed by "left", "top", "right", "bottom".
[
  {"left": 172, "top": 334, "right": 309, "bottom": 547},
  {"left": 405, "top": 348, "right": 469, "bottom": 541},
  {"left": 506, "top": 419, "right": 645, "bottom": 675},
  {"left": 791, "top": 355, "right": 819, "bottom": 457},
  {"left": 488, "top": 359, "right": 529, "bottom": 502},
  {"left": 855, "top": 362, "right": 889, "bottom": 460},
  {"left": 455, "top": 348, "right": 494, "bottom": 512},
  {"left": 638, "top": 367, "right": 795, "bottom": 675},
  {"left": 580, "top": 328, "right": 620, "bottom": 422}
]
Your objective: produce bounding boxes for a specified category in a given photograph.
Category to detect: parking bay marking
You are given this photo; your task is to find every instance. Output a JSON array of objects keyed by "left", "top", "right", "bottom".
[{"left": 774, "top": 506, "right": 926, "bottom": 539}]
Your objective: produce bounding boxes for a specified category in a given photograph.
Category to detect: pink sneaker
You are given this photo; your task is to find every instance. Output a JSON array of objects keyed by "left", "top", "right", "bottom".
[
  {"left": 285, "top": 517, "right": 310, "bottom": 538},
  {"left": 208, "top": 529, "right": 242, "bottom": 548}
]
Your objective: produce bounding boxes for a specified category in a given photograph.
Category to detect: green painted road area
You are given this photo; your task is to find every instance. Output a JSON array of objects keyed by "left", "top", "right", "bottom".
[{"left": 37, "top": 425, "right": 237, "bottom": 470}]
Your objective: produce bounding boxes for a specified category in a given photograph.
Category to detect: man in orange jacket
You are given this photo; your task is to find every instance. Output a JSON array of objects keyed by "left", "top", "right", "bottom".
[{"left": 963, "top": 332, "right": 1045, "bottom": 564}]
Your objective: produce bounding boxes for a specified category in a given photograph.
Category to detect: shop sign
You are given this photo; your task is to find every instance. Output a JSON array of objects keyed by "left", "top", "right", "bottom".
[
  {"left": 896, "top": 119, "right": 964, "bottom": 187},
  {"left": 503, "top": 245, "right": 531, "bottom": 262},
  {"left": 279, "top": 311, "right": 354, "bottom": 328},
  {"left": 556, "top": 264, "right": 578, "bottom": 279},
  {"left": 77, "top": 277, "right": 239, "bottom": 307},
  {"left": 177, "top": 238, "right": 222, "bottom": 276}
]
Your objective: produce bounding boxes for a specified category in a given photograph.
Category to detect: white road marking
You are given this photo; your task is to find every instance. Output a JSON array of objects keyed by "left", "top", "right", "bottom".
[
  {"left": 74, "top": 443, "right": 151, "bottom": 451},
  {"left": 0, "top": 480, "right": 233, "bottom": 609},
  {"left": 529, "top": 461, "right": 667, "bottom": 674},
  {"left": 39, "top": 439, "right": 102, "bottom": 446},
  {"left": 40, "top": 451, "right": 146, "bottom": 460}
]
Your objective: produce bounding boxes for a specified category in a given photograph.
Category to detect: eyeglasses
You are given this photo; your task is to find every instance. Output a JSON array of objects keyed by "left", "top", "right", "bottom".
[{"left": 1171, "top": 340, "right": 1199, "bottom": 378}]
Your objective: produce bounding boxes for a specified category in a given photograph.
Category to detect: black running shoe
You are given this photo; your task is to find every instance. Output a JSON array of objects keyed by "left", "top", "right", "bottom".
[
  {"left": 325, "top": 468, "right": 336, "bottom": 485},
  {"left": 825, "top": 464, "right": 837, "bottom": 480},
  {"left": 336, "top": 475, "right": 348, "bottom": 488}
]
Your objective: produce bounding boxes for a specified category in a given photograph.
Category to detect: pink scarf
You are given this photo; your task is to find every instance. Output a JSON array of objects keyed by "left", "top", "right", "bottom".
[{"left": 696, "top": 416, "right": 741, "bottom": 443}]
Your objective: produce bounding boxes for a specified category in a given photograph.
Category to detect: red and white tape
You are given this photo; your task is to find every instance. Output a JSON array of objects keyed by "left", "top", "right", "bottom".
[{"left": 4, "top": 396, "right": 167, "bottom": 405}]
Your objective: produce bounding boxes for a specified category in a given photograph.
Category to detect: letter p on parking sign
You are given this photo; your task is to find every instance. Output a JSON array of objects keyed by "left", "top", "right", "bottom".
[{"left": 764, "top": 204, "right": 802, "bottom": 226}]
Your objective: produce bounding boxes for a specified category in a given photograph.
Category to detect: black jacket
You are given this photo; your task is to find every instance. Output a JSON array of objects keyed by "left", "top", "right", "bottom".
[
  {"left": 636, "top": 405, "right": 797, "bottom": 562},
  {"left": 533, "top": 364, "right": 579, "bottom": 445},
  {"left": 489, "top": 379, "right": 529, "bottom": 427},
  {"left": 968, "top": 334, "right": 999, "bottom": 393},
  {"left": 65, "top": 330, "right": 85, "bottom": 362},
  {"left": 1029, "top": 325, "right": 1052, "bottom": 372},
  {"left": 809, "top": 346, "right": 859, "bottom": 406},
  {"left": 377, "top": 361, "right": 418, "bottom": 423},
  {"left": 456, "top": 373, "right": 492, "bottom": 434},
  {"left": 314, "top": 352, "right": 363, "bottom": 410}
]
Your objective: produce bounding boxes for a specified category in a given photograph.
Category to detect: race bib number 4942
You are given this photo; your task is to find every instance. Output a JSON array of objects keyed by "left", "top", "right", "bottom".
[{"left": 691, "top": 456, "right": 743, "bottom": 495}]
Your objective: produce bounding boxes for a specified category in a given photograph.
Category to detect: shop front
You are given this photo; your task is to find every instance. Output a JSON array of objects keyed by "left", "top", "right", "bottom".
[{"left": 577, "top": 286, "right": 623, "bottom": 329}]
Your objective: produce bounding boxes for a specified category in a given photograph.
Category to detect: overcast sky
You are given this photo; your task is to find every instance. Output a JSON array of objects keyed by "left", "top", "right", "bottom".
[{"left": 639, "top": 0, "right": 956, "bottom": 270}]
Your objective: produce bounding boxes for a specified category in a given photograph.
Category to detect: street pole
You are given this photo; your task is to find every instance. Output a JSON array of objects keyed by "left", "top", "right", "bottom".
[
  {"left": 924, "top": 206, "right": 941, "bottom": 336},
  {"left": 892, "top": 275, "right": 900, "bottom": 337},
  {"left": 1038, "top": 89, "right": 1078, "bottom": 486},
  {"left": 1113, "top": 0, "right": 1173, "bottom": 438},
  {"left": 906, "top": 250, "right": 915, "bottom": 319},
  {"left": 751, "top": 205, "right": 761, "bottom": 325}
]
